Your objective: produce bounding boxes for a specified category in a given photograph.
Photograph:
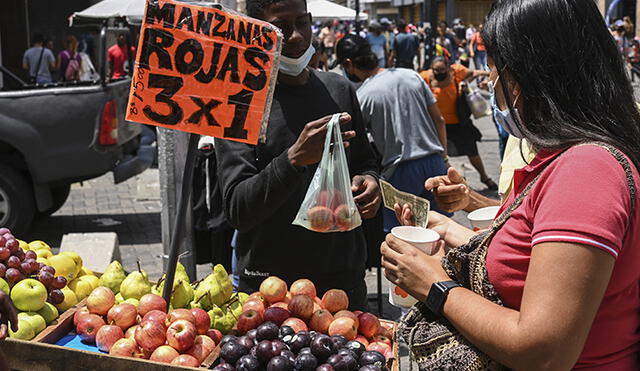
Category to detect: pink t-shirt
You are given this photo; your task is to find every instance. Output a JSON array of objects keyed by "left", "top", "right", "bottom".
[{"left": 486, "top": 145, "right": 640, "bottom": 370}]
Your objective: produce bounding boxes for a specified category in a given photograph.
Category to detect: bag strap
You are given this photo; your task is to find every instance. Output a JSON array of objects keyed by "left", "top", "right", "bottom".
[{"left": 33, "top": 47, "right": 45, "bottom": 80}]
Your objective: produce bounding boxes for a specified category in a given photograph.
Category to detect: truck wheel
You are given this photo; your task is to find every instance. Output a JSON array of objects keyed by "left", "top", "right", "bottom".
[
  {"left": 0, "top": 163, "right": 35, "bottom": 236},
  {"left": 36, "top": 185, "right": 71, "bottom": 219}
]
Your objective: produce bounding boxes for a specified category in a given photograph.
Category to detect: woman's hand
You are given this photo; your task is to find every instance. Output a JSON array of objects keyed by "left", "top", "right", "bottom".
[
  {"left": 0, "top": 291, "right": 17, "bottom": 340},
  {"left": 381, "top": 234, "right": 450, "bottom": 302}
]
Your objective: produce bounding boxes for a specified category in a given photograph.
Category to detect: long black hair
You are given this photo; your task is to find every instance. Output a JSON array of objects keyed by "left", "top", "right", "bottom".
[{"left": 482, "top": 0, "right": 640, "bottom": 169}]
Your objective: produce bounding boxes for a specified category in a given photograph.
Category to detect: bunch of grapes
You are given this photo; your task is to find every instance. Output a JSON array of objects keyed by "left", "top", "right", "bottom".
[{"left": 0, "top": 227, "right": 65, "bottom": 305}]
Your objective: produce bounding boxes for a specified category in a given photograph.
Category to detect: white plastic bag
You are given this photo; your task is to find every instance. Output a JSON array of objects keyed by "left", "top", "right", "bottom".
[
  {"left": 293, "top": 114, "right": 362, "bottom": 233},
  {"left": 464, "top": 85, "right": 492, "bottom": 119}
]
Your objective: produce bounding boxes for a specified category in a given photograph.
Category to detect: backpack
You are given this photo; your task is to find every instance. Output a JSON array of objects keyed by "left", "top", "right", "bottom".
[{"left": 64, "top": 51, "right": 80, "bottom": 81}]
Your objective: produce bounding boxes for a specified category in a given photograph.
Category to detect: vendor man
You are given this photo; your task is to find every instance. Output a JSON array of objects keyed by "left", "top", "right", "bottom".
[{"left": 215, "top": 0, "right": 381, "bottom": 309}]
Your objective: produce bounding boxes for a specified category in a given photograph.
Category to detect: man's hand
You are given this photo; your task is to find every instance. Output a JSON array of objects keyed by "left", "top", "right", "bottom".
[
  {"left": 0, "top": 291, "right": 18, "bottom": 340},
  {"left": 288, "top": 113, "right": 356, "bottom": 168},
  {"left": 352, "top": 175, "right": 381, "bottom": 219},
  {"left": 425, "top": 167, "right": 470, "bottom": 213}
]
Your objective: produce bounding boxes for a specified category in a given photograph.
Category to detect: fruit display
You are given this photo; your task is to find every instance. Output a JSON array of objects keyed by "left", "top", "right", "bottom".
[
  {"left": 0, "top": 228, "right": 101, "bottom": 340},
  {"left": 73, "top": 286, "right": 222, "bottom": 365},
  {"left": 212, "top": 276, "right": 396, "bottom": 371}
]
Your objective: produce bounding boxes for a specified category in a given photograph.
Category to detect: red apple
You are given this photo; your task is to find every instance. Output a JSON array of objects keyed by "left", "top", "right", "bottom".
[
  {"left": 282, "top": 317, "right": 308, "bottom": 333},
  {"left": 190, "top": 308, "right": 211, "bottom": 335},
  {"left": 313, "top": 302, "right": 322, "bottom": 313},
  {"left": 328, "top": 317, "right": 357, "bottom": 341},
  {"left": 334, "top": 204, "right": 355, "bottom": 231},
  {"left": 373, "top": 334, "right": 392, "bottom": 347},
  {"left": 309, "top": 309, "right": 334, "bottom": 334},
  {"left": 288, "top": 294, "right": 314, "bottom": 321},
  {"left": 149, "top": 345, "right": 179, "bottom": 363},
  {"left": 334, "top": 310, "right": 359, "bottom": 329},
  {"left": 109, "top": 338, "right": 142, "bottom": 357},
  {"left": 87, "top": 287, "right": 116, "bottom": 316},
  {"left": 367, "top": 341, "right": 392, "bottom": 355},
  {"left": 166, "top": 319, "right": 197, "bottom": 352},
  {"left": 353, "top": 310, "right": 363, "bottom": 317},
  {"left": 263, "top": 307, "right": 290, "bottom": 326},
  {"left": 355, "top": 335, "right": 369, "bottom": 347},
  {"left": 358, "top": 312, "right": 381, "bottom": 339},
  {"left": 308, "top": 206, "right": 335, "bottom": 232},
  {"left": 242, "top": 298, "right": 266, "bottom": 317},
  {"left": 237, "top": 309, "right": 264, "bottom": 334},
  {"left": 135, "top": 320, "right": 167, "bottom": 352},
  {"left": 142, "top": 309, "right": 168, "bottom": 329},
  {"left": 377, "top": 325, "right": 393, "bottom": 340},
  {"left": 138, "top": 294, "right": 167, "bottom": 317},
  {"left": 108, "top": 303, "right": 138, "bottom": 331},
  {"left": 314, "top": 296, "right": 323, "bottom": 307},
  {"left": 125, "top": 325, "right": 138, "bottom": 339},
  {"left": 284, "top": 292, "right": 293, "bottom": 304},
  {"left": 271, "top": 302, "right": 289, "bottom": 310},
  {"left": 171, "top": 354, "right": 200, "bottom": 367},
  {"left": 321, "top": 289, "right": 349, "bottom": 314},
  {"left": 206, "top": 329, "right": 223, "bottom": 345},
  {"left": 95, "top": 324, "right": 124, "bottom": 352},
  {"left": 259, "top": 276, "right": 288, "bottom": 304},
  {"left": 290, "top": 279, "right": 317, "bottom": 298},
  {"left": 186, "top": 343, "right": 211, "bottom": 363},
  {"left": 166, "top": 308, "right": 196, "bottom": 327},
  {"left": 248, "top": 292, "right": 267, "bottom": 305},
  {"left": 195, "top": 334, "right": 216, "bottom": 353},
  {"left": 73, "top": 307, "right": 90, "bottom": 327},
  {"left": 77, "top": 314, "right": 106, "bottom": 343}
]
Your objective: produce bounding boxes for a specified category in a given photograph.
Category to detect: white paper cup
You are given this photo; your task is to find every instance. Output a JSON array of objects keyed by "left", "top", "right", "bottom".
[
  {"left": 467, "top": 206, "right": 500, "bottom": 231},
  {"left": 388, "top": 226, "right": 440, "bottom": 308}
]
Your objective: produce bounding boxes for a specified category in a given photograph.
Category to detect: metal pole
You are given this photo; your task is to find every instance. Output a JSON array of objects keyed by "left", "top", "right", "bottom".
[
  {"left": 161, "top": 133, "right": 199, "bottom": 311},
  {"left": 355, "top": 0, "right": 361, "bottom": 33}
]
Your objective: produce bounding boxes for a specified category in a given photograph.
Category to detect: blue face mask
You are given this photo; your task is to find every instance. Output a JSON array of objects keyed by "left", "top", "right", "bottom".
[{"left": 489, "top": 76, "right": 525, "bottom": 139}]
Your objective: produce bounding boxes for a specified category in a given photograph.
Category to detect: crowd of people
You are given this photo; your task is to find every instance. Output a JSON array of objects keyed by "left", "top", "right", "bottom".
[{"left": 21, "top": 32, "right": 132, "bottom": 85}]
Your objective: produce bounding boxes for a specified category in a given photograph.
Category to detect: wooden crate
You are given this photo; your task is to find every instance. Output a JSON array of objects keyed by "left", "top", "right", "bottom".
[{"left": 6, "top": 298, "right": 219, "bottom": 370}]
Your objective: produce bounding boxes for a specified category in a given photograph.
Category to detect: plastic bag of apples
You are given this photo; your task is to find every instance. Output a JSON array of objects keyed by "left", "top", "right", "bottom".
[{"left": 293, "top": 114, "right": 362, "bottom": 233}]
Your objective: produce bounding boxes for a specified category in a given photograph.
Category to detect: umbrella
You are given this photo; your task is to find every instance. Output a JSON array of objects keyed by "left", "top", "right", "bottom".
[
  {"left": 308, "top": 0, "right": 368, "bottom": 21},
  {"left": 70, "top": 0, "right": 146, "bottom": 26}
]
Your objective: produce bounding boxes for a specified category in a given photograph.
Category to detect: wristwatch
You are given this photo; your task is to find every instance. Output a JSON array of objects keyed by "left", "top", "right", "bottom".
[{"left": 424, "top": 280, "right": 462, "bottom": 316}]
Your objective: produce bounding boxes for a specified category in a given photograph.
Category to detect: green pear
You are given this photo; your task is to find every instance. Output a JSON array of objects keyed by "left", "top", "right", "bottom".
[
  {"left": 208, "top": 305, "right": 235, "bottom": 334},
  {"left": 155, "top": 275, "right": 194, "bottom": 309},
  {"left": 18, "top": 312, "right": 46, "bottom": 333},
  {"left": 124, "top": 298, "right": 139, "bottom": 307},
  {"left": 223, "top": 298, "right": 243, "bottom": 319},
  {"left": 100, "top": 261, "right": 126, "bottom": 294},
  {"left": 115, "top": 292, "right": 124, "bottom": 304},
  {"left": 238, "top": 292, "right": 249, "bottom": 305},
  {"left": 36, "top": 303, "right": 59, "bottom": 325},
  {"left": 213, "top": 264, "right": 233, "bottom": 302},
  {"left": 9, "top": 319, "right": 35, "bottom": 340},
  {"left": 119, "top": 270, "right": 151, "bottom": 301}
]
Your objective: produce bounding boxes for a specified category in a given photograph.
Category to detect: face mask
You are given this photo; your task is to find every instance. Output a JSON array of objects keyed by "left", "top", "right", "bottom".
[
  {"left": 434, "top": 71, "right": 448, "bottom": 81},
  {"left": 489, "top": 75, "right": 525, "bottom": 138},
  {"left": 279, "top": 44, "right": 315, "bottom": 76}
]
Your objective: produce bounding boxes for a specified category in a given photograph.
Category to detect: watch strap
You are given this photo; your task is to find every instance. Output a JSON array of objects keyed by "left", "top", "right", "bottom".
[{"left": 424, "top": 280, "right": 462, "bottom": 316}]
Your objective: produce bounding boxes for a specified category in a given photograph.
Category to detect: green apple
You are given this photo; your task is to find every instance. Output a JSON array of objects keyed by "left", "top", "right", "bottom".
[
  {"left": 11, "top": 279, "right": 47, "bottom": 312},
  {"left": 0, "top": 277, "right": 9, "bottom": 295},
  {"left": 9, "top": 319, "right": 35, "bottom": 340},
  {"left": 123, "top": 298, "right": 139, "bottom": 307},
  {"left": 68, "top": 278, "right": 93, "bottom": 301},
  {"left": 18, "top": 312, "right": 46, "bottom": 333},
  {"left": 36, "top": 303, "right": 59, "bottom": 325}
]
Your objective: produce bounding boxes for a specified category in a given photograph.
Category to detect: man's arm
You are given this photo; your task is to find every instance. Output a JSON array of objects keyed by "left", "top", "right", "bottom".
[
  {"left": 469, "top": 35, "right": 476, "bottom": 57},
  {"left": 427, "top": 102, "right": 447, "bottom": 155}
]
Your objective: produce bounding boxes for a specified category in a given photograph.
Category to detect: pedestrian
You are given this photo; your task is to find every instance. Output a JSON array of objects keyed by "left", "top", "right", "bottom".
[
  {"left": 366, "top": 22, "right": 387, "bottom": 68},
  {"left": 77, "top": 40, "right": 98, "bottom": 81},
  {"left": 318, "top": 21, "right": 337, "bottom": 65},
  {"left": 56, "top": 35, "right": 82, "bottom": 81},
  {"left": 469, "top": 23, "right": 487, "bottom": 70},
  {"left": 388, "top": 19, "right": 419, "bottom": 69},
  {"left": 420, "top": 57, "right": 496, "bottom": 190},
  {"left": 336, "top": 35, "right": 449, "bottom": 232},
  {"left": 465, "top": 23, "right": 476, "bottom": 41},
  {"left": 386, "top": 0, "right": 640, "bottom": 369},
  {"left": 452, "top": 18, "right": 466, "bottom": 42},
  {"left": 612, "top": 20, "right": 628, "bottom": 56},
  {"left": 108, "top": 33, "right": 134, "bottom": 79},
  {"left": 22, "top": 33, "right": 55, "bottom": 84},
  {"left": 216, "top": 0, "right": 382, "bottom": 309}
]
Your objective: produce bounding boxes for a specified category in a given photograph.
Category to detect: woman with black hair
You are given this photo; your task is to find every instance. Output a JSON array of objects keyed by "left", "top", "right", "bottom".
[{"left": 382, "top": 0, "right": 640, "bottom": 369}]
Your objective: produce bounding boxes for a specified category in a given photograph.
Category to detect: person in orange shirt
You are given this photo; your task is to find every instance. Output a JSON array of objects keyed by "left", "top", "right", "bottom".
[
  {"left": 469, "top": 23, "right": 488, "bottom": 70},
  {"left": 420, "top": 57, "right": 495, "bottom": 189}
]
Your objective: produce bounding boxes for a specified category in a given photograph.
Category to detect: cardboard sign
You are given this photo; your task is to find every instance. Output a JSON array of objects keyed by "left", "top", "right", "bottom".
[{"left": 126, "top": 0, "right": 282, "bottom": 144}]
